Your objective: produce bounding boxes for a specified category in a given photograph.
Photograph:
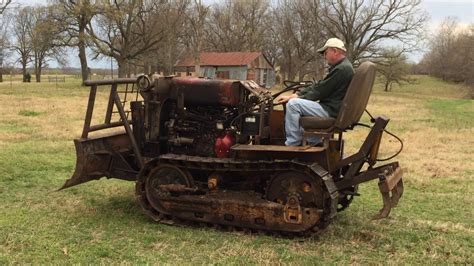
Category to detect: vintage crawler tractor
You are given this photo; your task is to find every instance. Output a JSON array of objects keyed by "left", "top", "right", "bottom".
[{"left": 62, "top": 62, "right": 404, "bottom": 236}]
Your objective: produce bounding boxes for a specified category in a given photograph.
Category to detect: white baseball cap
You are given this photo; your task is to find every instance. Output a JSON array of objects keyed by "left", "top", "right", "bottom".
[{"left": 317, "top": 38, "right": 346, "bottom": 54}]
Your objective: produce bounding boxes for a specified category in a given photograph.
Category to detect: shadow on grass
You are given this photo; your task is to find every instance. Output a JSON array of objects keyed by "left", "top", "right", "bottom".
[{"left": 69, "top": 188, "right": 377, "bottom": 243}]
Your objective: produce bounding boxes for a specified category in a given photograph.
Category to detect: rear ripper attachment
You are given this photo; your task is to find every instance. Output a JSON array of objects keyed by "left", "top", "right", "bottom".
[{"left": 62, "top": 70, "right": 404, "bottom": 236}]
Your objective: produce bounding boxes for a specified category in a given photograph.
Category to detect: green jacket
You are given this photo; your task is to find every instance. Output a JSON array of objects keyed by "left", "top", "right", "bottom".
[{"left": 297, "top": 57, "right": 354, "bottom": 117}]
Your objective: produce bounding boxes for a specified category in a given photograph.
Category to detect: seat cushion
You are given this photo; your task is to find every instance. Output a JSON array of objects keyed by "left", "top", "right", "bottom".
[{"left": 299, "top": 116, "right": 336, "bottom": 130}]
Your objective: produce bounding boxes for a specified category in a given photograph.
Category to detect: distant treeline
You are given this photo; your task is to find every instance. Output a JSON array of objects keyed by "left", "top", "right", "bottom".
[
  {"left": 1, "top": 0, "right": 428, "bottom": 85},
  {"left": 415, "top": 19, "right": 473, "bottom": 86},
  {"left": 2, "top": 67, "right": 117, "bottom": 76}
]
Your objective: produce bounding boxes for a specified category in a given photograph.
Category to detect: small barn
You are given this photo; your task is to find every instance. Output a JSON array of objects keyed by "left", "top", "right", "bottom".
[{"left": 174, "top": 52, "right": 275, "bottom": 88}]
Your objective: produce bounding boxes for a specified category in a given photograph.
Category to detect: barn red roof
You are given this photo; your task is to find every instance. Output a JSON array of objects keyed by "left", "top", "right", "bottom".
[{"left": 175, "top": 52, "right": 264, "bottom": 67}]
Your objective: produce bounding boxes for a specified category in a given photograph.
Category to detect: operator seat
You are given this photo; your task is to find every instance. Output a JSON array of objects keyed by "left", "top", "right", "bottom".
[{"left": 299, "top": 61, "right": 376, "bottom": 146}]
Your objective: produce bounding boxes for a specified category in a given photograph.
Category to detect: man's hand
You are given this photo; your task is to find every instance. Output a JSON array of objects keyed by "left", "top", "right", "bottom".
[{"left": 276, "top": 93, "right": 299, "bottom": 104}]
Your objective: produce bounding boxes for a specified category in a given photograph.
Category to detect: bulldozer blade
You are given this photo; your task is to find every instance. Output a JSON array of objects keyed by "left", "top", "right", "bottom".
[
  {"left": 60, "top": 133, "right": 136, "bottom": 190},
  {"left": 373, "top": 167, "right": 404, "bottom": 219}
]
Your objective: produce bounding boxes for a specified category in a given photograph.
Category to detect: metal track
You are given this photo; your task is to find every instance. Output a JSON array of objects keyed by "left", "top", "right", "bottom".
[{"left": 136, "top": 154, "right": 336, "bottom": 237}]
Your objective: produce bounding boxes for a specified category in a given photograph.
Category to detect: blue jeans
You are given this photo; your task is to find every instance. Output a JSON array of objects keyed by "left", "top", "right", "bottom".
[{"left": 285, "top": 98, "right": 330, "bottom": 146}]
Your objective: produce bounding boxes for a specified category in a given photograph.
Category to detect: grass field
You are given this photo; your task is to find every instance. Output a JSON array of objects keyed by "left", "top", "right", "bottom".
[{"left": 0, "top": 75, "right": 472, "bottom": 264}]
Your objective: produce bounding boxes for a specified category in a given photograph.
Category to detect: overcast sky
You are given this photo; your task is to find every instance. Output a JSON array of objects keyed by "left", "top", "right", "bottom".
[
  {"left": 422, "top": 0, "right": 473, "bottom": 27},
  {"left": 9, "top": 0, "right": 474, "bottom": 67}
]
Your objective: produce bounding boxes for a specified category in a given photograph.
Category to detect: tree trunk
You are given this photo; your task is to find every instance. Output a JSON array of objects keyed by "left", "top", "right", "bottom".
[
  {"left": 194, "top": 27, "right": 202, "bottom": 77},
  {"left": 143, "top": 62, "right": 150, "bottom": 75},
  {"left": 194, "top": 52, "right": 201, "bottom": 77},
  {"left": 78, "top": 26, "right": 89, "bottom": 85},
  {"left": 287, "top": 68, "right": 295, "bottom": 82},
  {"left": 22, "top": 64, "right": 27, "bottom": 82},
  {"left": 35, "top": 67, "right": 41, "bottom": 82},
  {"left": 34, "top": 55, "right": 42, "bottom": 82},
  {"left": 117, "top": 58, "right": 127, "bottom": 78},
  {"left": 384, "top": 81, "right": 389, "bottom": 92}
]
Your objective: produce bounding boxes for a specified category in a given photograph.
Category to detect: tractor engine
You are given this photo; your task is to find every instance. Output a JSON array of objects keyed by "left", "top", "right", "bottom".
[
  {"left": 163, "top": 104, "right": 238, "bottom": 157},
  {"left": 136, "top": 76, "right": 273, "bottom": 159}
]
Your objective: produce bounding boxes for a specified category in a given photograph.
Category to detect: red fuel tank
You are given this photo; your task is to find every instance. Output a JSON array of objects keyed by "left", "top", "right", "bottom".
[{"left": 214, "top": 132, "right": 235, "bottom": 158}]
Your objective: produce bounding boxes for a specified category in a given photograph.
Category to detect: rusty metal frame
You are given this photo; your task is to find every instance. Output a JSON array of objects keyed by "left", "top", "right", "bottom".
[
  {"left": 81, "top": 79, "right": 144, "bottom": 168},
  {"left": 335, "top": 161, "right": 399, "bottom": 190},
  {"left": 81, "top": 84, "right": 97, "bottom": 139},
  {"left": 104, "top": 83, "right": 117, "bottom": 124},
  {"left": 334, "top": 116, "right": 389, "bottom": 177}
]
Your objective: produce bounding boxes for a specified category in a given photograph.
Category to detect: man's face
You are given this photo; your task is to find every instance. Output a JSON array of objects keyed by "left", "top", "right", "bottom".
[{"left": 324, "top": 48, "right": 338, "bottom": 65}]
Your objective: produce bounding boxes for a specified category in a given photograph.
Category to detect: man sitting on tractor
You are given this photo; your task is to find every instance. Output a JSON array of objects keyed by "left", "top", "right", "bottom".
[{"left": 276, "top": 38, "right": 354, "bottom": 146}]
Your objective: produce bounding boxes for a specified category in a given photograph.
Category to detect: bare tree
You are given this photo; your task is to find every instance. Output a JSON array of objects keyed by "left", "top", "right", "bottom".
[
  {"left": 184, "top": 0, "right": 209, "bottom": 76},
  {"left": 375, "top": 47, "right": 413, "bottom": 91},
  {"left": 425, "top": 18, "right": 459, "bottom": 81},
  {"left": 0, "top": 0, "right": 11, "bottom": 14},
  {"left": 422, "top": 19, "right": 474, "bottom": 97},
  {"left": 158, "top": 4, "right": 188, "bottom": 75},
  {"left": 423, "top": 18, "right": 474, "bottom": 82},
  {"left": 270, "top": 0, "right": 326, "bottom": 81},
  {"left": 30, "top": 6, "right": 64, "bottom": 82},
  {"left": 205, "top": 0, "right": 269, "bottom": 52},
  {"left": 453, "top": 25, "right": 474, "bottom": 89},
  {"left": 87, "top": 0, "right": 186, "bottom": 77},
  {"left": 0, "top": 10, "right": 11, "bottom": 82},
  {"left": 11, "top": 7, "right": 33, "bottom": 82},
  {"left": 49, "top": 0, "right": 98, "bottom": 84},
  {"left": 318, "top": 0, "right": 428, "bottom": 62}
]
